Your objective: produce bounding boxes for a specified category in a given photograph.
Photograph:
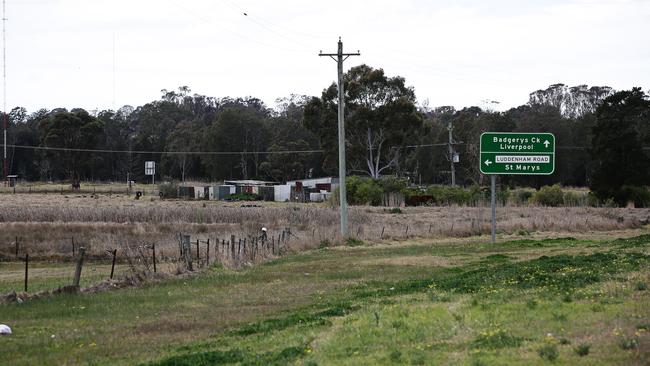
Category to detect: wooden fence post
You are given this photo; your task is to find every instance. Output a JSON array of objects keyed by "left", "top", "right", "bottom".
[
  {"left": 206, "top": 238, "right": 210, "bottom": 266},
  {"left": 181, "top": 235, "right": 192, "bottom": 271},
  {"left": 230, "top": 235, "right": 235, "bottom": 260},
  {"left": 405, "top": 225, "right": 409, "bottom": 237},
  {"left": 73, "top": 247, "right": 86, "bottom": 287},
  {"left": 110, "top": 249, "right": 117, "bottom": 279},
  {"left": 24, "top": 253, "right": 29, "bottom": 292},
  {"left": 381, "top": 227, "right": 385, "bottom": 239},
  {"left": 71, "top": 237, "right": 75, "bottom": 256},
  {"left": 15, "top": 236, "right": 19, "bottom": 258},
  {"left": 152, "top": 244, "right": 157, "bottom": 273}
]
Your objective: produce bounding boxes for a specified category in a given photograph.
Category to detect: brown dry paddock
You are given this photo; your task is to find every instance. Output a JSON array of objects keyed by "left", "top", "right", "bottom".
[{"left": 0, "top": 193, "right": 648, "bottom": 262}]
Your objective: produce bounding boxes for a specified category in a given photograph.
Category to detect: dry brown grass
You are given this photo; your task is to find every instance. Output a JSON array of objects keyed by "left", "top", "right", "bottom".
[{"left": 0, "top": 194, "right": 649, "bottom": 264}]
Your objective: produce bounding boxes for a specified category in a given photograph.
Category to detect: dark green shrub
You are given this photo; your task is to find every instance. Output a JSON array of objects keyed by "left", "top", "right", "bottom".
[
  {"left": 532, "top": 184, "right": 564, "bottom": 207},
  {"left": 512, "top": 189, "right": 534, "bottom": 205},
  {"left": 574, "top": 343, "right": 590, "bottom": 356},
  {"left": 538, "top": 344, "right": 559, "bottom": 361},
  {"left": 389, "top": 349, "right": 402, "bottom": 362},
  {"left": 378, "top": 177, "right": 407, "bottom": 193},
  {"left": 356, "top": 179, "right": 383, "bottom": 205},
  {"left": 616, "top": 185, "right": 650, "bottom": 207},
  {"left": 618, "top": 335, "right": 638, "bottom": 350},
  {"left": 344, "top": 176, "right": 383, "bottom": 206},
  {"left": 158, "top": 182, "right": 179, "bottom": 198},
  {"left": 498, "top": 187, "right": 511, "bottom": 205},
  {"left": 346, "top": 238, "right": 364, "bottom": 247},
  {"left": 318, "top": 240, "right": 331, "bottom": 249},
  {"left": 426, "top": 185, "right": 479, "bottom": 206},
  {"left": 230, "top": 192, "right": 261, "bottom": 201},
  {"left": 388, "top": 207, "right": 402, "bottom": 214}
]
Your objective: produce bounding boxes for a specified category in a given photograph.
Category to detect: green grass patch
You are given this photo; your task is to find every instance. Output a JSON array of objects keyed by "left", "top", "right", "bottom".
[
  {"left": 2, "top": 233, "right": 649, "bottom": 365},
  {"left": 609, "top": 233, "right": 650, "bottom": 248}
]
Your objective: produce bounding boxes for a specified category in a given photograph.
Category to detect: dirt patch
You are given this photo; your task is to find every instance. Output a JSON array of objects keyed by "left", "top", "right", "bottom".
[{"left": 358, "top": 255, "right": 458, "bottom": 267}]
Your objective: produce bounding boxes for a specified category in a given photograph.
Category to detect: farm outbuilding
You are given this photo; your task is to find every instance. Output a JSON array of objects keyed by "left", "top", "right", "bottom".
[{"left": 174, "top": 177, "right": 337, "bottom": 202}]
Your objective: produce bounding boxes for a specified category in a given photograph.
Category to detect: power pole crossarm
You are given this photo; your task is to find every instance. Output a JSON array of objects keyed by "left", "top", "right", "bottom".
[{"left": 319, "top": 37, "right": 360, "bottom": 237}]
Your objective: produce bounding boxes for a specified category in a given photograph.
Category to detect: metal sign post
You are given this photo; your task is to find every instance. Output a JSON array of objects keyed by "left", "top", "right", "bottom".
[{"left": 479, "top": 132, "right": 556, "bottom": 243}]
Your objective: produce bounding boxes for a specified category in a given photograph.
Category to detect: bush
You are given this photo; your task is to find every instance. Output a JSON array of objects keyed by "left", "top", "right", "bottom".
[
  {"left": 532, "top": 184, "right": 564, "bottom": 207},
  {"left": 158, "top": 182, "right": 178, "bottom": 198},
  {"left": 346, "top": 238, "right": 364, "bottom": 247},
  {"left": 426, "top": 185, "right": 482, "bottom": 206},
  {"left": 378, "top": 177, "right": 407, "bottom": 193},
  {"left": 563, "top": 190, "right": 588, "bottom": 206},
  {"left": 344, "top": 176, "right": 383, "bottom": 206},
  {"left": 356, "top": 179, "right": 383, "bottom": 206},
  {"left": 574, "top": 343, "right": 590, "bottom": 356},
  {"left": 616, "top": 185, "right": 650, "bottom": 207},
  {"left": 538, "top": 344, "right": 559, "bottom": 361},
  {"left": 511, "top": 188, "right": 534, "bottom": 205},
  {"left": 230, "top": 192, "right": 261, "bottom": 201},
  {"left": 618, "top": 335, "right": 638, "bottom": 350}
]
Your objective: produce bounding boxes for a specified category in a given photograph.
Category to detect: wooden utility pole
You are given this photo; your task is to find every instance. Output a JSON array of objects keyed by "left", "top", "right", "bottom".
[
  {"left": 319, "top": 37, "right": 360, "bottom": 237},
  {"left": 448, "top": 120, "right": 456, "bottom": 187}
]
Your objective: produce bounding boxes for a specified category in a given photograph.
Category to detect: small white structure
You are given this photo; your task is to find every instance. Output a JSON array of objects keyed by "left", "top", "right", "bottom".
[
  {"left": 0, "top": 324, "right": 11, "bottom": 335},
  {"left": 274, "top": 184, "right": 292, "bottom": 202}
]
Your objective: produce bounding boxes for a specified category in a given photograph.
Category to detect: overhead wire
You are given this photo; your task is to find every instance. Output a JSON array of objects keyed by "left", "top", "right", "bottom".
[
  {"left": 214, "top": 0, "right": 314, "bottom": 49},
  {"left": 1, "top": 144, "right": 324, "bottom": 155},
  {"left": 165, "top": 0, "right": 306, "bottom": 53}
]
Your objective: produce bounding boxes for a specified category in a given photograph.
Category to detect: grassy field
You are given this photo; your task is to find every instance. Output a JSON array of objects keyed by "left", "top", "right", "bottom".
[{"left": 1, "top": 230, "right": 648, "bottom": 365}]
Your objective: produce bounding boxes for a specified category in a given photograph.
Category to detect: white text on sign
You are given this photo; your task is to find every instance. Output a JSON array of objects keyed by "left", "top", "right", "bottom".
[{"left": 495, "top": 155, "right": 550, "bottom": 163}]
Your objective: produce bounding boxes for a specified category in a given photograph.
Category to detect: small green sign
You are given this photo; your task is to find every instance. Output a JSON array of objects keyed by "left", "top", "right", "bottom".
[{"left": 480, "top": 132, "right": 555, "bottom": 175}]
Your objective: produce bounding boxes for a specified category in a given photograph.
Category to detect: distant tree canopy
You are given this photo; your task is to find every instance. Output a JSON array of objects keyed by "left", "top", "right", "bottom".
[
  {"left": 305, "top": 65, "right": 423, "bottom": 178},
  {"left": 1, "top": 79, "right": 648, "bottom": 204},
  {"left": 589, "top": 88, "right": 650, "bottom": 205}
]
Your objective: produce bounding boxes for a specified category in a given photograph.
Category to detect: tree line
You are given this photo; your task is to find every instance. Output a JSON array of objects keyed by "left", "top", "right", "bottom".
[{"left": 2, "top": 65, "right": 649, "bottom": 204}]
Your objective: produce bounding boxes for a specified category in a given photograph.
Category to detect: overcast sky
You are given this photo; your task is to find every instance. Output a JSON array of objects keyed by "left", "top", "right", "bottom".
[{"left": 6, "top": 0, "right": 650, "bottom": 113}]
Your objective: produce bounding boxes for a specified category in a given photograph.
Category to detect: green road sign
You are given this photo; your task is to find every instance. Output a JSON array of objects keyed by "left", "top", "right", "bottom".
[{"left": 480, "top": 132, "right": 555, "bottom": 175}]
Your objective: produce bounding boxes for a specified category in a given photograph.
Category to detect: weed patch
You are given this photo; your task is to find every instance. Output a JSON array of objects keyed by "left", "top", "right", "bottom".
[
  {"left": 472, "top": 329, "right": 523, "bottom": 349},
  {"left": 574, "top": 343, "right": 590, "bottom": 356},
  {"left": 538, "top": 344, "right": 559, "bottom": 361},
  {"left": 346, "top": 238, "right": 364, "bottom": 247}
]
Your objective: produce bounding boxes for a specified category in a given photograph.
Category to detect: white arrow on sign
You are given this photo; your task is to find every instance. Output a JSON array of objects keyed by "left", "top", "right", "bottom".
[
  {"left": 484, "top": 159, "right": 492, "bottom": 166},
  {"left": 544, "top": 140, "right": 550, "bottom": 148}
]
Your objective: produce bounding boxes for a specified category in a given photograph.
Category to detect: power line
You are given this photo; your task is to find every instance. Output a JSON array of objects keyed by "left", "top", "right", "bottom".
[{"left": 0, "top": 144, "right": 324, "bottom": 156}]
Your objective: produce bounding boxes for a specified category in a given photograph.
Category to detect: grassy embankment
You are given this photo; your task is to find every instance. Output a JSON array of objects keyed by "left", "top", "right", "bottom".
[{"left": 1, "top": 232, "right": 649, "bottom": 365}]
